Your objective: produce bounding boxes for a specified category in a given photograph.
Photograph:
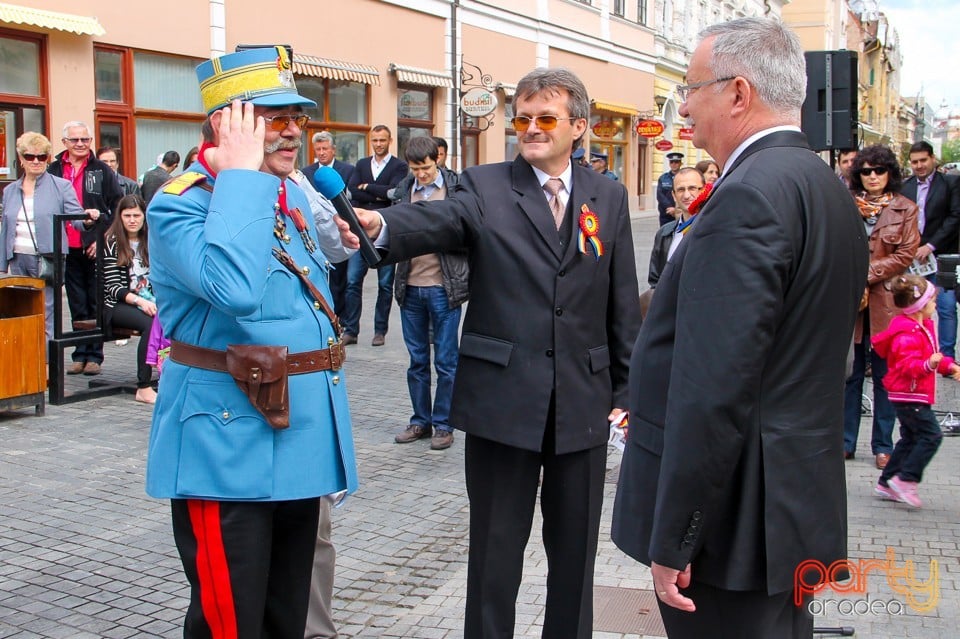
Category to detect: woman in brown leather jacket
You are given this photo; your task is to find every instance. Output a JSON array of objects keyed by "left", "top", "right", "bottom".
[{"left": 843, "top": 144, "right": 921, "bottom": 469}]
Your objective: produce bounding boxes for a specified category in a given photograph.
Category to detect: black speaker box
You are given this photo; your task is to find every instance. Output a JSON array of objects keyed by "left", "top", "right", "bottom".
[{"left": 801, "top": 51, "right": 859, "bottom": 151}]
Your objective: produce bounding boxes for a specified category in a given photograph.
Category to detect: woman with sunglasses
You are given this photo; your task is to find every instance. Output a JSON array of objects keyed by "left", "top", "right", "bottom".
[
  {"left": 0, "top": 131, "right": 85, "bottom": 340},
  {"left": 843, "top": 143, "right": 920, "bottom": 470}
]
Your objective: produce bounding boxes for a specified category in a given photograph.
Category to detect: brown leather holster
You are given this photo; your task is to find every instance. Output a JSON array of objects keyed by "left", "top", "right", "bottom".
[{"left": 225, "top": 344, "right": 290, "bottom": 429}]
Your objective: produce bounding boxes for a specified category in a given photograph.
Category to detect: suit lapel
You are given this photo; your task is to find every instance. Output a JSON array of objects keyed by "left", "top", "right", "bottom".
[
  {"left": 561, "top": 166, "right": 601, "bottom": 266},
  {"left": 512, "top": 158, "right": 564, "bottom": 259}
]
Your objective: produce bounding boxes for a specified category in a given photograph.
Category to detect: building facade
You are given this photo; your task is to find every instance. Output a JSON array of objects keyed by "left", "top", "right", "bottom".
[{"left": 0, "top": 0, "right": 664, "bottom": 207}]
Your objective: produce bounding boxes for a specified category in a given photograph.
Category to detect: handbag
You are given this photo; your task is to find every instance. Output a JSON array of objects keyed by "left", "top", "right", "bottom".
[
  {"left": 21, "top": 195, "right": 57, "bottom": 286},
  {"left": 35, "top": 253, "right": 57, "bottom": 286}
]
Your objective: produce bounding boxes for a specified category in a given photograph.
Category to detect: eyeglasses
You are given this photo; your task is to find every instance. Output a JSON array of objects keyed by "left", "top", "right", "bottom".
[
  {"left": 674, "top": 185, "right": 703, "bottom": 195},
  {"left": 510, "top": 115, "right": 577, "bottom": 132},
  {"left": 64, "top": 137, "right": 92, "bottom": 145},
  {"left": 858, "top": 166, "right": 889, "bottom": 177},
  {"left": 675, "top": 76, "right": 737, "bottom": 102},
  {"left": 263, "top": 114, "right": 310, "bottom": 131},
  {"left": 22, "top": 153, "right": 49, "bottom": 162}
]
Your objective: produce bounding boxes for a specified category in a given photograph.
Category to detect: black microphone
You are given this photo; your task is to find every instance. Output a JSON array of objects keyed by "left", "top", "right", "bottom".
[{"left": 313, "top": 166, "right": 381, "bottom": 267}]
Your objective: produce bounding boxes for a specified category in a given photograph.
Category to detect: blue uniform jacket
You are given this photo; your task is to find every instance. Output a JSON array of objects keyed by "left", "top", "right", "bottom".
[{"left": 145, "top": 167, "right": 357, "bottom": 501}]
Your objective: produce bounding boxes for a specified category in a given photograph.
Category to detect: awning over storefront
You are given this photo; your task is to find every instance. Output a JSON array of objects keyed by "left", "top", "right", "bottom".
[
  {"left": 293, "top": 54, "right": 380, "bottom": 85},
  {"left": 591, "top": 100, "right": 639, "bottom": 116},
  {"left": 0, "top": 2, "right": 104, "bottom": 36},
  {"left": 388, "top": 63, "right": 453, "bottom": 88}
]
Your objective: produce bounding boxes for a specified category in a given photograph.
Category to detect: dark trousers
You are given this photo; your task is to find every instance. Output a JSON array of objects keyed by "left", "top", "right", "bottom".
[
  {"left": 106, "top": 303, "right": 155, "bottom": 388},
  {"left": 65, "top": 246, "right": 104, "bottom": 364},
  {"left": 328, "top": 258, "right": 348, "bottom": 317},
  {"left": 342, "top": 252, "right": 394, "bottom": 337},
  {"left": 171, "top": 498, "right": 320, "bottom": 639},
  {"left": 843, "top": 338, "right": 896, "bottom": 454},
  {"left": 657, "top": 581, "right": 814, "bottom": 639},
  {"left": 881, "top": 403, "right": 943, "bottom": 483},
  {"left": 463, "top": 429, "right": 605, "bottom": 639}
]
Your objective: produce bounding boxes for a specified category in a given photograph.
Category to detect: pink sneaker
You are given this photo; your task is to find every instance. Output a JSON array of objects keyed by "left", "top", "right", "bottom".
[
  {"left": 874, "top": 482, "right": 898, "bottom": 501},
  {"left": 888, "top": 476, "right": 923, "bottom": 508}
]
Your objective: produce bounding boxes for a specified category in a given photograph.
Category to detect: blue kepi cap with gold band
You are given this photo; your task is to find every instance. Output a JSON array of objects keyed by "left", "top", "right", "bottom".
[{"left": 196, "top": 46, "right": 316, "bottom": 115}]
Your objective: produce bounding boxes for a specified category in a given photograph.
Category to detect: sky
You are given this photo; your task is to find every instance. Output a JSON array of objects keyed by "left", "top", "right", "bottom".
[{"left": 881, "top": 0, "right": 960, "bottom": 113}]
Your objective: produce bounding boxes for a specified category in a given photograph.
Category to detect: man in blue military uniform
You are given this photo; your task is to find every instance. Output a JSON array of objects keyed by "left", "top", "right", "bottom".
[
  {"left": 656, "top": 151, "right": 684, "bottom": 225},
  {"left": 145, "top": 46, "right": 357, "bottom": 638}
]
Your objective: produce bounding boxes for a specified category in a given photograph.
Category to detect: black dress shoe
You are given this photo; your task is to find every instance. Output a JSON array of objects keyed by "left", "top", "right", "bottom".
[{"left": 844, "top": 451, "right": 855, "bottom": 460}]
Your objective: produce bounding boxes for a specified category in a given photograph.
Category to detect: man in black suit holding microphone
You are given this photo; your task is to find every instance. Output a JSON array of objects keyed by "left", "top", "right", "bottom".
[{"left": 356, "top": 68, "right": 640, "bottom": 638}]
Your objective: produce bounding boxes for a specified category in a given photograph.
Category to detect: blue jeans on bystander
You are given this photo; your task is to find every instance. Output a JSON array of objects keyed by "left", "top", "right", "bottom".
[
  {"left": 400, "top": 286, "right": 461, "bottom": 433},
  {"left": 844, "top": 339, "right": 896, "bottom": 455}
]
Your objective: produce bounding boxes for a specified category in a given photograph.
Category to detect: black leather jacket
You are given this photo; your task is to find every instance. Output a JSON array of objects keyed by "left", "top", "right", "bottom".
[{"left": 391, "top": 167, "right": 469, "bottom": 307}]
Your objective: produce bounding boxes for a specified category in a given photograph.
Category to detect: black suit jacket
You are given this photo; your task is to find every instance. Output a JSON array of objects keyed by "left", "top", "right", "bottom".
[
  {"left": 901, "top": 171, "right": 960, "bottom": 254},
  {"left": 303, "top": 159, "right": 355, "bottom": 191},
  {"left": 348, "top": 155, "right": 408, "bottom": 210},
  {"left": 612, "top": 131, "right": 869, "bottom": 595},
  {"left": 380, "top": 157, "right": 640, "bottom": 453}
]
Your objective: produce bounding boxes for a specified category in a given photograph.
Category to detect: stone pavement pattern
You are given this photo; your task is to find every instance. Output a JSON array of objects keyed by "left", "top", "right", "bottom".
[{"left": 0, "top": 210, "right": 958, "bottom": 638}]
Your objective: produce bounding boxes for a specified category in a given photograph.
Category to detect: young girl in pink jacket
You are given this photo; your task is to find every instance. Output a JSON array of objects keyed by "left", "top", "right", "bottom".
[{"left": 871, "top": 275, "right": 960, "bottom": 507}]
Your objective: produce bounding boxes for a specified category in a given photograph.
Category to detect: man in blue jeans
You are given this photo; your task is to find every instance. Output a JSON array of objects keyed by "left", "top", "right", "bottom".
[{"left": 391, "top": 137, "right": 468, "bottom": 450}]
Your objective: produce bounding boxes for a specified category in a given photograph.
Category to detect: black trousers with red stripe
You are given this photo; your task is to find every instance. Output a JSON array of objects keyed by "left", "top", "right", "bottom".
[{"left": 172, "top": 498, "right": 320, "bottom": 639}]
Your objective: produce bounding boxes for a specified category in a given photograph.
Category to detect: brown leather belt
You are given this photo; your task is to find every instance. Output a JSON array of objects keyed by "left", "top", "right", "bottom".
[{"left": 170, "top": 340, "right": 345, "bottom": 374}]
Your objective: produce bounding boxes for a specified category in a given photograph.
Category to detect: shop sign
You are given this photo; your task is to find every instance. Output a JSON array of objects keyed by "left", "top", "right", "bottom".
[
  {"left": 636, "top": 119, "right": 664, "bottom": 138},
  {"left": 460, "top": 88, "right": 498, "bottom": 117},
  {"left": 654, "top": 139, "right": 674, "bottom": 151},
  {"left": 679, "top": 127, "right": 695, "bottom": 140},
  {"left": 592, "top": 120, "right": 621, "bottom": 138},
  {"left": 399, "top": 91, "right": 431, "bottom": 119}
]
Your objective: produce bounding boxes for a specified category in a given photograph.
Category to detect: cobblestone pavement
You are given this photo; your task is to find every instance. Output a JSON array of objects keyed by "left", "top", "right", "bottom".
[{"left": 1, "top": 210, "right": 957, "bottom": 638}]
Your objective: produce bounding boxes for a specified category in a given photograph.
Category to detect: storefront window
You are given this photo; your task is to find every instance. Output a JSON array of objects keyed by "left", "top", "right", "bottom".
[
  {"left": 504, "top": 99, "right": 518, "bottom": 161},
  {"left": 296, "top": 78, "right": 326, "bottom": 122},
  {"left": 0, "top": 36, "right": 40, "bottom": 96},
  {"left": 135, "top": 119, "right": 202, "bottom": 178},
  {"left": 397, "top": 86, "right": 434, "bottom": 160},
  {"left": 330, "top": 81, "right": 367, "bottom": 124},
  {"left": 134, "top": 52, "right": 204, "bottom": 113},
  {"left": 95, "top": 50, "right": 123, "bottom": 102}
]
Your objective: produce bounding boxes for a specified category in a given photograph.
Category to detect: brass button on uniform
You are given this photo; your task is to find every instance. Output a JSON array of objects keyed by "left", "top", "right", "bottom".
[
  {"left": 301, "top": 266, "right": 310, "bottom": 275},
  {"left": 332, "top": 376, "right": 341, "bottom": 385},
  {"left": 327, "top": 337, "right": 335, "bottom": 345},
  {"left": 314, "top": 301, "right": 322, "bottom": 310},
  {"left": 222, "top": 411, "right": 230, "bottom": 420}
]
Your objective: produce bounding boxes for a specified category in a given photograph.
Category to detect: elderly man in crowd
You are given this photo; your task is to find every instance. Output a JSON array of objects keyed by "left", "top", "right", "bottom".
[
  {"left": 145, "top": 46, "right": 357, "bottom": 638},
  {"left": 613, "top": 18, "right": 867, "bottom": 638}
]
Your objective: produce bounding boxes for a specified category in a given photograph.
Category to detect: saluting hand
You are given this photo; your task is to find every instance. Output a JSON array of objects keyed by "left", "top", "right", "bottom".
[{"left": 205, "top": 99, "right": 265, "bottom": 174}]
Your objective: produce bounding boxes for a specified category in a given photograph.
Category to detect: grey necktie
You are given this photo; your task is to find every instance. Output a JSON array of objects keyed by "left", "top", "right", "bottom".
[{"left": 543, "top": 177, "right": 565, "bottom": 230}]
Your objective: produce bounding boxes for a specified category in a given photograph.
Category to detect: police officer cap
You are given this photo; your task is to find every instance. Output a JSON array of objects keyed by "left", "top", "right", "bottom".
[
  {"left": 590, "top": 152, "right": 608, "bottom": 161},
  {"left": 666, "top": 152, "right": 684, "bottom": 162},
  {"left": 571, "top": 148, "right": 585, "bottom": 160}
]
